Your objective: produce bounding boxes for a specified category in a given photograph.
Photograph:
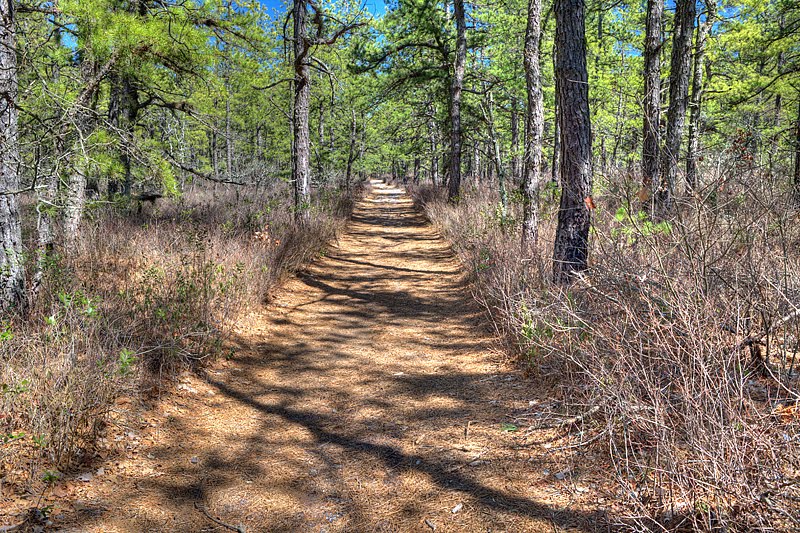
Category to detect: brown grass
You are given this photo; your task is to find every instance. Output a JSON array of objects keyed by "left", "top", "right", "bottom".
[
  {"left": 0, "top": 182, "right": 355, "bottom": 496},
  {"left": 411, "top": 170, "right": 800, "bottom": 531}
]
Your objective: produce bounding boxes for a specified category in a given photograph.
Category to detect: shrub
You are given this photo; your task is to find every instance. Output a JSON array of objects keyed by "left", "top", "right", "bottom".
[
  {"left": 1, "top": 182, "right": 354, "bottom": 492},
  {"left": 411, "top": 174, "right": 800, "bottom": 531}
]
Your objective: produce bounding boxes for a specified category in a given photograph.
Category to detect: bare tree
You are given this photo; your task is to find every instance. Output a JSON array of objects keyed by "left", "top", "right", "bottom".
[
  {"left": 552, "top": 0, "right": 593, "bottom": 284},
  {"left": 657, "top": 0, "right": 696, "bottom": 214},
  {"left": 0, "top": 0, "right": 25, "bottom": 310},
  {"left": 521, "top": 0, "right": 543, "bottom": 245},
  {"left": 447, "top": 0, "right": 466, "bottom": 201}
]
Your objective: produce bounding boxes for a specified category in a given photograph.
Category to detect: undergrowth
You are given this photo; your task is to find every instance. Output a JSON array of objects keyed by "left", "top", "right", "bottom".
[
  {"left": 0, "top": 182, "right": 355, "bottom": 493},
  {"left": 411, "top": 171, "right": 800, "bottom": 531}
]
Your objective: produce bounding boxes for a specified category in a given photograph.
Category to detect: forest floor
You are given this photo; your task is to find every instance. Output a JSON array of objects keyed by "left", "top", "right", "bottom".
[{"left": 46, "top": 180, "right": 608, "bottom": 532}]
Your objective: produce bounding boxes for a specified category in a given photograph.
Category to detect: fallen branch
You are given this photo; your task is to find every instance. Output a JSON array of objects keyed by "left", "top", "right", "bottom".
[{"left": 194, "top": 502, "right": 246, "bottom": 533}]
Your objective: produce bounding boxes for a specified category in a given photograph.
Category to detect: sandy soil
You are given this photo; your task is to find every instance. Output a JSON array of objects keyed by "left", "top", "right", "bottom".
[{"left": 48, "top": 180, "right": 606, "bottom": 532}]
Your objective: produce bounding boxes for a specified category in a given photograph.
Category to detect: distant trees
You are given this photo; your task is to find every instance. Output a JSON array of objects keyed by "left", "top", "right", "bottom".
[{"left": 552, "top": 0, "right": 592, "bottom": 283}]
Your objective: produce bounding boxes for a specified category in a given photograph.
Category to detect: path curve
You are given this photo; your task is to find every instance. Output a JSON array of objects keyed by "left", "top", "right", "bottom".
[{"left": 57, "top": 180, "right": 598, "bottom": 532}]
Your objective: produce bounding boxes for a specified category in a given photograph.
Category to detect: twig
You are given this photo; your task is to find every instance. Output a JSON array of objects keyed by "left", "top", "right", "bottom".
[
  {"left": 194, "top": 502, "right": 246, "bottom": 533},
  {"left": 533, "top": 405, "right": 602, "bottom": 430}
]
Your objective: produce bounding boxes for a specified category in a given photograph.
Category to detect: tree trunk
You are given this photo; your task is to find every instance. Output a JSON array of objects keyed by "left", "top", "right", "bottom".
[
  {"left": 769, "top": 93, "right": 782, "bottom": 176},
  {"left": 61, "top": 57, "right": 101, "bottom": 244},
  {"left": 427, "top": 111, "right": 439, "bottom": 186},
  {"left": 511, "top": 97, "right": 521, "bottom": 184},
  {"left": 108, "top": 72, "right": 138, "bottom": 196},
  {"left": 656, "top": 0, "right": 695, "bottom": 214},
  {"left": 293, "top": 0, "right": 312, "bottom": 222},
  {"left": 484, "top": 93, "right": 508, "bottom": 221},
  {"left": 553, "top": 0, "right": 593, "bottom": 284},
  {"left": 521, "top": 0, "right": 543, "bottom": 245},
  {"left": 642, "top": 0, "right": 662, "bottom": 202},
  {"left": 794, "top": 99, "right": 800, "bottom": 202},
  {"left": 447, "top": 0, "right": 466, "bottom": 201},
  {"left": 345, "top": 109, "right": 356, "bottom": 190},
  {"left": 551, "top": 43, "right": 560, "bottom": 191},
  {"left": 226, "top": 90, "right": 233, "bottom": 182},
  {"left": 686, "top": 4, "right": 714, "bottom": 193},
  {"left": 0, "top": 0, "right": 25, "bottom": 310}
]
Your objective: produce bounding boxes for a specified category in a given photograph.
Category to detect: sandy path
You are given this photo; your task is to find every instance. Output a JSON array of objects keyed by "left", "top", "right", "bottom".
[{"left": 55, "top": 181, "right": 600, "bottom": 532}]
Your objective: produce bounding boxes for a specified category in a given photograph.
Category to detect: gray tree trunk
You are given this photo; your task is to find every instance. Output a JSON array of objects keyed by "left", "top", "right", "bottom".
[
  {"left": 427, "top": 110, "right": 439, "bottom": 186},
  {"left": 552, "top": 0, "right": 593, "bottom": 284},
  {"left": 293, "top": 0, "right": 312, "bottom": 222},
  {"left": 510, "top": 97, "right": 520, "bottom": 184},
  {"left": 656, "top": 0, "right": 696, "bottom": 214},
  {"left": 447, "top": 0, "right": 466, "bottom": 201},
  {"left": 794, "top": 100, "right": 800, "bottom": 202},
  {"left": 642, "top": 0, "right": 662, "bottom": 203},
  {"left": 484, "top": 93, "right": 508, "bottom": 220},
  {"left": 686, "top": 4, "right": 714, "bottom": 192},
  {"left": 0, "top": 0, "right": 25, "bottom": 310},
  {"left": 345, "top": 109, "right": 356, "bottom": 190},
  {"left": 550, "top": 43, "right": 560, "bottom": 191},
  {"left": 521, "top": 0, "right": 543, "bottom": 245},
  {"left": 61, "top": 51, "right": 117, "bottom": 244},
  {"left": 108, "top": 72, "right": 138, "bottom": 196}
]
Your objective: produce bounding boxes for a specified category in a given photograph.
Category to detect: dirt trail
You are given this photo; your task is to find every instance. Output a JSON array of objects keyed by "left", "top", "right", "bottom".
[{"left": 55, "top": 181, "right": 601, "bottom": 532}]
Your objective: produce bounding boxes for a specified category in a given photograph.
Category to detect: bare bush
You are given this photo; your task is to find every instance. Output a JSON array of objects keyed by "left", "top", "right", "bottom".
[
  {"left": 412, "top": 172, "right": 800, "bottom": 531},
  {"left": 1, "top": 182, "right": 353, "bottom": 490}
]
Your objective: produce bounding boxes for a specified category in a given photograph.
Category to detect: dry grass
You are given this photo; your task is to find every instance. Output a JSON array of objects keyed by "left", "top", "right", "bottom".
[
  {"left": 0, "top": 182, "right": 355, "bottom": 495},
  {"left": 411, "top": 170, "right": 800, "bottom": 531}
]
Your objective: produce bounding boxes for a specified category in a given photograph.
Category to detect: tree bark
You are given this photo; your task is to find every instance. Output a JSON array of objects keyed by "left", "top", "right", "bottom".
[
  {"left": 794, "top": 99, "right": 800, "bottom": 202},
  {"left": 551, "top": 42, "right": 560, "bottom": 191},
  {"left": 769, "top": 93, "right": 782, "bottom": 176},
  {"left": 345, "top": 108, "right": 356, "bottom": 190},
  {"left": 642, "top": 0, "right": 662, "bottom": 202},
  {"left": 656, "top": 0, "right": 695, "bottom": 214},
  {"left": 61, "top": 51, "right": 116, "bottom": 244},
  {"left": 427, "top": 108, "right": 439, "bottom": 186},
  {"left": 0, "top": 0, "right": 25, "bottom": 310},
  {"left": 293, "top": 0, "right": 312, "bottom": 222},
  {"left": 226, "top": 89, "right": 233, "bottom": 183},
  {"left": 447, "top": 0, "right": 466, "bottom": 201},
  {"left": 484, "top": 93, "right": 508, "bottom": 221},
  {"left": 522, "top": 0, "right": 543, "bottom": 245},
  {"left": 510, "top": 96, "right": 520, "bottom": 184},
  {"left": 108, "top": 72, "right": 138, "bottom": 196},
  {"left": 686, "top": 4, "right": 714, "bottom": 193},
  {"left": 553, "top": 0, "right": 593, "bottom": 284}
]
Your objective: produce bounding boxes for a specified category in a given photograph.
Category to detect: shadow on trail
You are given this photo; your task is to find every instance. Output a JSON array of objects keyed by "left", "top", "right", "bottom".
[
  {"left": 200, "top": 374, "right": 605, "bottom": 531},
  {"left": 55, "top": 181, "right": 605, "bottom": 532}
]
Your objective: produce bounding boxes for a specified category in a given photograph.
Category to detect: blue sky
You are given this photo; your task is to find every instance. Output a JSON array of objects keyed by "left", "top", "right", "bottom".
[{"left": 257, "top": 0, "right": 388, "bottom": 17}]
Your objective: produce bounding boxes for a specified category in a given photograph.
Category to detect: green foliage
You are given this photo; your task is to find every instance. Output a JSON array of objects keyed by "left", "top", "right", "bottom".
[
  {"left": 611, "top": 206, "right": 672, "bottom": 244},
  {"left": 117, "top": 349, "right": 137, "bottom": 377},
  {"left": 1, "top": 379, "right": 31, "bottom": 396}
]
